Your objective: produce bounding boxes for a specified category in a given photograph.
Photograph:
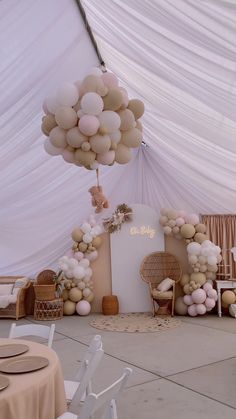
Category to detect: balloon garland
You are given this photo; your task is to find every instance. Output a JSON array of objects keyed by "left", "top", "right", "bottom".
[
  {"left": 58, "top": 215, "right": 103, "bottom": 316},
  {"left": 159, "top": 208, "right": 222, "bottom": 316},
  {"left": 41, "top": 67, "right": 145, "bottom": 211}
]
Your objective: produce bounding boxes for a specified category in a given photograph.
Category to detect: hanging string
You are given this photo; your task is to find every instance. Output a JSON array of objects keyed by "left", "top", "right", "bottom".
[
  {"left": 74, "top": 0, "right": 106, "bottom": 69},
  {"left": 96, "top": 168, "right": 100, "bottom": 187}
]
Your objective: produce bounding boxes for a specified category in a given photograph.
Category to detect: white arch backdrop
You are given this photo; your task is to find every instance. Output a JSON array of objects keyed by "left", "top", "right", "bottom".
[{"left": 0, "top": 0, "right": 236, "bottom": 276}]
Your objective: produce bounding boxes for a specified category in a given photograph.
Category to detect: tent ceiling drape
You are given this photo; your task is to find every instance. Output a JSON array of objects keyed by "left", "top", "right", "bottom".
[{"left": 0, "top": 0, "right": 235, "bottom": 276}]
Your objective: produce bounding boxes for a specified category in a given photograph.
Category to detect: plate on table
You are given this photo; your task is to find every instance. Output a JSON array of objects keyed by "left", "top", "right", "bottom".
[
  {"left": 0, "top": 374, "right": 10, "bottom": 391},
  {"left": 0, "top": 356, "right": 49, "bottom": 374},
  {"left": 0, "top": 344, "right": 29, "bottom": 358}
]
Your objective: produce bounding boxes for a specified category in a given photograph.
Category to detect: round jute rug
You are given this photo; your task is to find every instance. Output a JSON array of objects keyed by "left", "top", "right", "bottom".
[{"left": 90, "top": 313, "right": 181, "bottom": 333}]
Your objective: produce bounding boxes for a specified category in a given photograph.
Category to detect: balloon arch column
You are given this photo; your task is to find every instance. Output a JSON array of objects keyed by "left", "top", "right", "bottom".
[{"left": 159, "top": 209, "right": 221, "bottom": 317}]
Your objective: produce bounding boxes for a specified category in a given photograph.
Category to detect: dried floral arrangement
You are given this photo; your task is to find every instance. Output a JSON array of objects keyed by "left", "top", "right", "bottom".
[{"left": 103, "top": 204, "right": 133, "bottom": 233}]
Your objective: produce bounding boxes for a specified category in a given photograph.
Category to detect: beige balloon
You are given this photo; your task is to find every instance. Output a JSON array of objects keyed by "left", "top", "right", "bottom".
[
  {"left": 89, "top": 134, "right": 111, "bottom": 154},
  {"left": 190, "top": 272, "right": 206, "bottom": 286},
  {"left": 128, "top": 99, "right": 145, "bottom": 120},
  {"left": 63, "top": 300, "right": 76, "bottom": 315},
  {"left": 41, "top": 114, "right": 57, "bottom": 136},
  {"left": 180, "top": 224, "right": 196, "bottom": 238},
  {"left": 115, "top": 144, "right": 132, "bottom": 164},
  {"left": 92, "top": 236, "right": 102, "bottom": 248},
  {"left": 84, "top": 291, "right": 94, "bottom": 303},
  {"left": 74, "top": 149, "right": 96, "bottom": 166},
  {"left": 81, "top": 141, "right": 91, "bottom": 151},
  {"left": 66, "top": 127, "right": 87, "bottom": 148},
  {"left": 81, "top": 75, "right": 106, "bottom": 96},
  {"left": 62, "top": 289, "right": 69, "bottom": 301},
  {"left": 118, "top": 109, "right": 135, "bottom": 131},
  {"left": 79, "top": 242, "right": 88, "bottom": 252},
  {"left": 195, "top": 223, "right": 207, "bottom": 233},
  {"left": 121, "top": 128, "right": 142, "bottom": 148},
  {"left": 194, "top": 232, "right": 208, "bottom": 244},
  {"left": 69, "top": 287, "right": 83, "bottom": 302},
  {"left": 103, "top": 88, "right": 123, "bottom": 111},
  {"left": 136, "top": 120, "right": 143, "bottom": 131},
  {"left": 50, "top": 126, "right": 67, "bottom": 148},
  {"left": 71, "top": 228, "right": 84, "bottom": 242},
  {"left": 180, "top": 273, "right": 190, "bottom": 286},
  {"left": 55, "top": 107, "right": 78, "bottom": 129},
  {"left": 222, "top": 290, "right": 236, "bottom": 305}
]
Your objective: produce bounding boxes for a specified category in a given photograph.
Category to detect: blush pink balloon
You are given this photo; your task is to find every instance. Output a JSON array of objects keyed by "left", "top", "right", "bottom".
[
  {"left": 207, "top": 289, "right": 217, "bottom": 300},
  {"left": 79, "top": 115, "right": 100, "bottom": 136},
  {"left": 205, "top": 297, "right": 215, "bottom": 309},
  {"left": 196, "top": 304, "right": 207, "bottom": 315},
  {"left": 177, "top": 210, "right": 186, "bottom": 218},
  {"left": 191, "top": 288, "right": 206, "bottom": 304},
  {"left": 62, "top": 149, "right": 75, "bottom": 163},
  {"left": 188, "top": 304, "right": 198, "bottom": 317},
  {"left": 176, "top": 217, "right": 185, "bottom": 227},
  {"left": 183, "top": 295, "right": 193, "bottom": 306},
  {"left": 74, "top": 251, "right": 84, "bottom": 261},
  {"left": 203, "top": 283, "right": 213, "bottom": 292},
  {"left": 85, "top": 250, "right": 98, "bottom": 261},
  {"left": 76, "top": 300, "right": 91, "bottom": 316},
  {"left": 101, "top": 72, "right": 119, "bottom": 88},
  {"left": 184, "top": 213, "right": 199, "bottom": 225},
  {"left": 96, "top": 150, "right": 115, "bottom": 165}
]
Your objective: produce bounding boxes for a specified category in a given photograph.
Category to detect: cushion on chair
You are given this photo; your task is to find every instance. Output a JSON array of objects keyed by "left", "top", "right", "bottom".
[
  {"left": 0, "top": 284, "right": 14, "bottom": 296},
  {"left": 57, "top": 412, "right": 77, "bottom": 419},
  {"left": 157, "top": 277, "right": 174, "bottom": 292},
  {"left": 152, "top": 290, "right": 173, "bottom": 299},
  {"left": 12, "top": 277, "right": 28, "bottom": 295}
]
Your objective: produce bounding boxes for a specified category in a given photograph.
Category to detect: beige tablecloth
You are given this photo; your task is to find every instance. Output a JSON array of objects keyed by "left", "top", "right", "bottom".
[{"left": 0, "top": 338, "right": 67, "bottom": 419}]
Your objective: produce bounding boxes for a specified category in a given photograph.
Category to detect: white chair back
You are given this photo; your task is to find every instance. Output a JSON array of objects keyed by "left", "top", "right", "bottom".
[
  {"left": 73, "top": 335, "right": 104, "bottom": 402},
  {"left": 9, "top": 323, "right": 55, "bottom": 348},
  {"left": 78, "top": 367, "right": 132, "bottom": 419}
]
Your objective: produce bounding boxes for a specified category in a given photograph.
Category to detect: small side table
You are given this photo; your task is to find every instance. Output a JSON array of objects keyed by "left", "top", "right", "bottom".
[
  {"left": 216, "top": 280, "right": 236, "bottom": 317},
  {"left": 34, "top": 298, "right": 63, "bottom": 321}
]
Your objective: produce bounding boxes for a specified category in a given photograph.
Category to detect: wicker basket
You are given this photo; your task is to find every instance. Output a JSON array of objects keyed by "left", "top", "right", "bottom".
[
  {"left": 33, "top": 284, "right": 56, "bottom": 301},
  {"left": 102, "top": 295, "right": 119, "bottom": 315},
  {"left": 36, "top": 270, "right": 56, "bottom": 285}
]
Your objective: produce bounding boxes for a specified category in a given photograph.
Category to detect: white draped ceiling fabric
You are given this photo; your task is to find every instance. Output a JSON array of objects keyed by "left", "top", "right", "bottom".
[{"left": 0, "top": 0, "right": 236, "bottom": 276}]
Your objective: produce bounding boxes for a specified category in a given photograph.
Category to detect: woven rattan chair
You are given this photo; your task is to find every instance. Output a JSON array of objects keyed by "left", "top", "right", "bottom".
[{"left": 140, "top": 251, "right": 182, "bottom": 316}]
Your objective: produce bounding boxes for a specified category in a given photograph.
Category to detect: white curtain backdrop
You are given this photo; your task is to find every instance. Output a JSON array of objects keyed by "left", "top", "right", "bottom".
[{"left": 0, "top": 0, "right": 236, "bottom": 276}]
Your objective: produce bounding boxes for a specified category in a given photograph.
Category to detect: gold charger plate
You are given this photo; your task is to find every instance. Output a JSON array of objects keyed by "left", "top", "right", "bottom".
[
  {"left": 0, "top": 356, "right": 49, "bottom": 374},
  {"left": 0, "top": 374, "right": 9, "bottom": 391},
  {"left": 0, "top": 344, "right": 29, "bottom": 358}
]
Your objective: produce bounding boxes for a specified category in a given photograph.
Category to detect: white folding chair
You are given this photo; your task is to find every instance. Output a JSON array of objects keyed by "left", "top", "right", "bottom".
[
  {"left": 58, "top": 367, "right": 132, "bottom": 419},
  {"left": 64, "top": 335, "right": 104, "bottom": 405},
  {"left": 8, "top": 323, "right": 55, "bottom": 348}
]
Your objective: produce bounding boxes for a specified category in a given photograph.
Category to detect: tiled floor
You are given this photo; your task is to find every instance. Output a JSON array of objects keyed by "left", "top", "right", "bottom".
[{"left": 1, "top": 313, "right": 236, "bottom": 418}]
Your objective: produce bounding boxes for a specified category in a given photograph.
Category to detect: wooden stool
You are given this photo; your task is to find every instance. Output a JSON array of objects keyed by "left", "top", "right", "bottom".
[
  {"left": 102, "top": 295, "right": 119, "bottom": 315},
  {"left": 34, "top": 298, "right": 63, "bottom": 321}
]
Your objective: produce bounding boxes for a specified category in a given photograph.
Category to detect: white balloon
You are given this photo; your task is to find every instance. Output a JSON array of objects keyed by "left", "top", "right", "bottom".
[
  {"left": 98, "top": 111, "right": 121, "bottom": 133},
  {"left": 85, "top": 267, "right": 93, "bottom": 278},
  {"left": 83, "top": 276, "right": 90, "bottom": 284},
  {"left": 45, "top": 96, "right": 60, "bottom": 114},
  {"left": 68, "top": 258, "right": 78, "bottom": 269},
  {"left": 187, "top": 242, "right": 201, "bottom": 255},
  {"left": 110, "top": 130, "right": 121, "bottom": 144},
  {"left": 81, "top": 92, "right": 104, "bottom": 115},
  {"left": 79, "top": 258, "right": 90, "bottom": 268},
  {"left": 81, "top": 222, "right": 92, "bottom": 233},
  {"left": 83, "top": 287, "right": 92, "bottom": 298},
  {"left": 207, "top": 255, "right": 217, "bottom": 265},
  {"left": 73, "top": 266, "right": 85, "bottom": 280},
  {"left": 66, "top": 270, "right": 74, "bottom": 279},
  {"left": 83, "top": 233, "right": 93, "bottom": 244},
  {"left": 57, "top": 82, "right": 79, "bottom": 107}
]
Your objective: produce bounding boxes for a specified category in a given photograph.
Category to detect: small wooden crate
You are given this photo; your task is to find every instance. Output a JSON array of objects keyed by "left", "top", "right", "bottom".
[{"left": 34, "top": 298, "right": 63, "bottom": 321}]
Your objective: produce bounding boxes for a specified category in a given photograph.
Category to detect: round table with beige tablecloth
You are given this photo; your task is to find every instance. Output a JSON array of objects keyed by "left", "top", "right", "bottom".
[{"left": 0, "top": 338, "right": 67, "bottom": 419}]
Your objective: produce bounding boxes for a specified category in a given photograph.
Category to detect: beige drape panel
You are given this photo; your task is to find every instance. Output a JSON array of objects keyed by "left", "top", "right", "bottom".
[{"left": 201, "top": 215, "right": 236, "bottom": 278}]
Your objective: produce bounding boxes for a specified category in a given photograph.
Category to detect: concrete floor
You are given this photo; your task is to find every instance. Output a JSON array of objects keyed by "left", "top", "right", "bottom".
[{"left": 1, "top": 313, "right": 236, "bottom": 418}]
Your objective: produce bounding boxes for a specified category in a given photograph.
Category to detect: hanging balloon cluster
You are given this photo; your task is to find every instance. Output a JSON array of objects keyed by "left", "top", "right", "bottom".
[
  {"left": 41, "top": 67, "right": 145, "bottom": 209},
  {"left": 58, "top": 215, "right": 103, "bottom": 316},
  {"left": 159, "top": 209, "right": 222, "bottom": 316}
]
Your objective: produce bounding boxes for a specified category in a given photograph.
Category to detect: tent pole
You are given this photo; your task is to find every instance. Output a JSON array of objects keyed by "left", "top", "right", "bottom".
[{"left": 74, "top": 0, "right": 106, "bottom": 69}]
